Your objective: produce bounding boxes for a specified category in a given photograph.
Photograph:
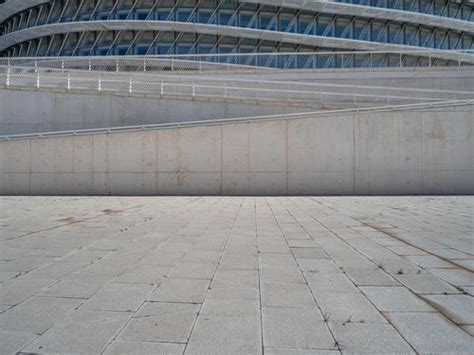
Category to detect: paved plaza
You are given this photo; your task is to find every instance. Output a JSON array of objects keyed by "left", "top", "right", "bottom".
[{"left": 0, "top": 196, "right": 473, "bottom": 354}]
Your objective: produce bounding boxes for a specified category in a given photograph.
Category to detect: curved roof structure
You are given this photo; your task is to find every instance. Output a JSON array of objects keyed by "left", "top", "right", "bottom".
[{"left": 1, "top": 0, "right": 473, "bottom": 67}]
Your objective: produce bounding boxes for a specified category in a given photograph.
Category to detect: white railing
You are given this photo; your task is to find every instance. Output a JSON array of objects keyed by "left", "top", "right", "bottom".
[
  {"left": 0, "top": 50, "right": 472, "bottom": 72},
  {"left": 1, "top": 65, "right": 472, "bottom": 107},
  {"left": 1, "top": 99, "right": 472, "bottom": 142}
]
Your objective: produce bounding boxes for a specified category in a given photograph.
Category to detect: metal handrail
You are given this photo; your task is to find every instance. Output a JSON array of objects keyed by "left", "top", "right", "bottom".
[
  {"left": 2, "top": 66, "right": 470, "bottom": 104},
  {"left": 1, "top": 99, "right": 472, "bottom": 142},
  {"left": 3, "top": 63, "right": 471, "bottom": 96}
]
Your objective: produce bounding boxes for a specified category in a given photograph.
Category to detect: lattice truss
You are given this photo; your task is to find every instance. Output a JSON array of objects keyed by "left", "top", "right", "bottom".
[{"left": 0, "top": 0, "right": 473, "bottom": 60}]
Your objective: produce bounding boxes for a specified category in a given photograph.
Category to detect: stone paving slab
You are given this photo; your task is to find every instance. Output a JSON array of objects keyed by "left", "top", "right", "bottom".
[{"left": 0, "top": 196, "right": 473, "bottom": 354}]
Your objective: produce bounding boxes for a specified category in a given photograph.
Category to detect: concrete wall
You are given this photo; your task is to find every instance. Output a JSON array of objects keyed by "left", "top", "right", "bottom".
[
  {"left": 0, "top": 104, "right": 472, "bottom": 195},
  {"left": 0, "top": 89, "right": 308, "bottom": 135},
  {"left": 215, "top": 67, "right": 474, "bottom": 92}
]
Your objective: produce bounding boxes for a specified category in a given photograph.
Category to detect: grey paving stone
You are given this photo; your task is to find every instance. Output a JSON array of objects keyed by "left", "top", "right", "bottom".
[
  {"left": 22, "top": 310, "right": 129, "bottom": 354},
  {"left": 287, "top": 239, "right": 320, "bottom": 248},
  {"left": 259, "top": 253, "right": 296, "bottom": 267},
  {"left": 291, "top": 248, "right": 328, "bottom": 259},
  {"left": 297, "top": 259, "right": 342, "bottom": 274},
  {"left": 180, "top": 251, "right": 222, "bottom": 264},
  {"left": 394, "top": 272, "right": 460, "bottom": 294},
  {"left": 262, "top": 282, "right": 316, "bottom": 308},
  {"left": 0, "top": 256, "right": 53, "bottom": 273},
  {"left": 185, "top": 315, "right": 261, "bottom": 355},
  {"left": 31, "top": 260, "right": 90, "bottom": 278},
  {"left": 344, "top": 267, "right": 399, "bottom": 286},
  {"left": 1, "top": 196, "right": 473, "bottom": 354},
  {"left": 315, "top": 292, "right": 387, "bottom": 324},
  {"left": 40, "top": 274, "right": 110, "bottom": 299},
  {"left": 428, "top": 248, "right": 473, "bottom": 260},
  {"left": 76, "top": 260, "right": 133, "bottom": 277},
  {"left": 169, "top": 262, "right": 217, "bottom": 279},
  {"left": 360, "top": 286, "right": 433, "bottom": 312},
  {"left": 219, "top": 254, "right": 258, "bottom": 270},
  {"left": 263, "top": 307, "right": 332, "bottom": 349},
  {"left": 260, "top": 265, "right": 305, "bottom": 284},
  {"left": 0, "top": 277, "right": 56, "bottom": 306},
  {"left": 386, "top": 312, "right": 474, "bottom": 353},
  {"left": 104, "top": 340, "right": 185, "bottom": 355},
  {"left": 370, "top": 258, "right": 421, "bottom": 274},
  {"left": 306, "top": 273, "right": 359, "bottom": 294},
  {"left": 421, "top": 294, "right": 474, "bottom": 325},
  {"left": 139, "top": 251, "right": 185, "bottom": 266},
  {"left": 148, "top": 278, "right": 210, "bottom": 303},
  {"left": 461, "top": 325, "right": 474, "bottom": 337},
  {"left": 201, "top": 287, "right": 259, "bottom": 317},
  {"left": 405, "top": 255, "right": 456, "bottom": 269},
  {"left": 0, "top": 330, "right": 37, "bottom": 355},
  {"left": 265, "top": 349, "right": 339, "bottom": 355},
  {"left": 83, "top": 283, "right": 154, "bottom": 312},
  {"left": 0, "top": 296, "right": 82, "bottom": 334},
  {"left": 58, "top": 249, "right": 111, "bottom": 263},
  {"left": 120, "top": 302, "right": 199, "bottom": 343},
  {"left": 212, "top": 269, "right": 258, "bottom": 289},
  {"left": 330, "top": 321, "right": 414, "bottom": 354},
  {"left": 428, "top": 268, "right": 474, "bottom": 287},
  {"left": 453, "top": 259, "right": 474, "bottom": 272},
  {"left": 113, "top": 264, "right": 172, "bottom": 284},
  {"left": 0, "top": 271, "right": 23, "bottom": 282},
  {"left": 258, "top": 242, "right": 290, "bottom": 253},
  {"left": 385, "top": 245, "right": 427, "bottom": 256}
]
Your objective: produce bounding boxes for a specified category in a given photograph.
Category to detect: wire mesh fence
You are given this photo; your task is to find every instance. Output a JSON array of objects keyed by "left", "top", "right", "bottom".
[
  {"left": 0, "top": 50, "right": 472, "bottom": 73},
  {"left": 1, "top": 64, "right": 472, "bottom": 108}
]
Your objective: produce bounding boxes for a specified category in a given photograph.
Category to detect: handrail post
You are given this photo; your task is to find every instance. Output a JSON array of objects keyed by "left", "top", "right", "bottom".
[
  {"left": 36, "top": 71, "right": 40, "bottom": 89},
  {"left": 192, "top": 83, "right": 195, "bottom": 97},
  {"left": 67, "top": 73, "right": 71, "bottom": 90},
  {"left": 161, "top": 81, "right": 164, "bottom": 96},
  {"left": 143, "top": 58, "right": 146, "bottom": 72},
  {"left": 98, "top": 75, "right": 101, "bottom": 92},
  {"left": 116, "top": 59, "right": 119, "bottom": 72},
  {"left": 129, "top": 78, "right": 132, "bottom": 94},
  {"left": 88, "top": 59, "right": 91, "bottom": 71},
  {"left": 61, "top": 59, "right": 65, "bottom": 72},
  {"left": 6, "top": 63, "right": 10, "bottom": 87}
]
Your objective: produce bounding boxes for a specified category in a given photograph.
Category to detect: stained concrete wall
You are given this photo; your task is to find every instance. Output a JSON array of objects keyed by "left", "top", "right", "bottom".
[
  {"left": 0, "top": 89, "right": 308, "bottom": 135},
  {"left": 0, "top": 104, "right": 473, "bottom": 195}
]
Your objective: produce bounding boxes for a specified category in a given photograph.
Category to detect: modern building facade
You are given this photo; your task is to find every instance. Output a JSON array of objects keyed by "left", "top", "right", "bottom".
[{"left": 1, "top": 0, "right": 473, "bottom": 67}]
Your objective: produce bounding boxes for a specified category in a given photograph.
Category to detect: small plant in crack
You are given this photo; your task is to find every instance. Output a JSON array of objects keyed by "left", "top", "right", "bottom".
[
  {"left": 455, "top": 286, "right": 468, "bottom": 295},
  {"left": 377, "top": 263, "right": 385, "bottom": 271},
  {"left": 322, "top": 311, "right": 330, "bottom": 323},
  {"left": 342, "top": 316, "right": 352, "bottom": 326},
  {"left": 334, "top": 340, "right": 343, "bottom": 350},
  {"left": 308, "top": 268, "right": 319, "bottom": 274},
  {"left": 397, "top": 268, "right": 404, "bottom": 275}
]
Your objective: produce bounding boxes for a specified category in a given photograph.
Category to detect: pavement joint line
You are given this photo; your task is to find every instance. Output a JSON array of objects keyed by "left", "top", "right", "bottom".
[
  {"left": 265, "top": 197, "right": 341, "bottom": 353},
  {"left": 280, "top": 197, "right": 421, "bottom": 354}
]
